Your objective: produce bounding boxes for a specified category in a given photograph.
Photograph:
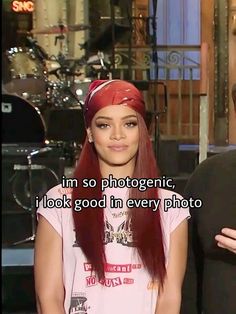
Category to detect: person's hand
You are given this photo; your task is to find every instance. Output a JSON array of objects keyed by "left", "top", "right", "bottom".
[{"left": 215, "top": 228, "right": 236, "bottom": 254}]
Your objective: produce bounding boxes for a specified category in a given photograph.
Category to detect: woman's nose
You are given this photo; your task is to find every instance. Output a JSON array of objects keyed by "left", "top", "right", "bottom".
[{"left": 110, "top": 125, "right": 125, "bottom": 140}]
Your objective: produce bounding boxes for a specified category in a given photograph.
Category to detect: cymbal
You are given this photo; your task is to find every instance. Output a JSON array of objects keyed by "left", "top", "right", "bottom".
[
  {"left": 31, "top": 24, "right": 90, "bottom": 35},
  {"left": 17, "top": 30, "right": 32, "bottom": 35},
  {"left": 64, "top": 56, "right": 84, "bottom": 62}
]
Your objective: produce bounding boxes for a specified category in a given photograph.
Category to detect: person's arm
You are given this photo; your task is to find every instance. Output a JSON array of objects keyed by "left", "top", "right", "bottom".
[
  {"left": 180, "top": 212, "right": 202, "bottom": 314},
  {"left": 215, "top": 228, "right": 236, "bottom": 254},
  {"left": 34, "top": 215, "right": 65, "bottom": 314},
  {"left": 155, "top": 219, "right": 188, "bottom": 314}
]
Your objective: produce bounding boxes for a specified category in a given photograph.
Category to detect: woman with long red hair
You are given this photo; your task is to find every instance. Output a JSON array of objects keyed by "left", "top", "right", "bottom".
[{"left": 34, "top": 80, "right": 189, "bottom": 314}]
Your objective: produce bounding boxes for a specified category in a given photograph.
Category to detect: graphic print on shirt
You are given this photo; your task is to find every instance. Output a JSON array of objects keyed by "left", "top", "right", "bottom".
[
  {"left": 116, "top": 219, "right": 134, "bottom": 247},
  {"left": 73, "top": 218, "right": 135, "bottom": 247},
  {"left": 84, "top": 261, "right": 142, "bottom": 288},
  {"left": 69, "top": 293, "right": 90, "bottom": 314},
  {"left": 104, "top": 217, "right": 135, "bottom": 247},
  {"left": 104, "top": 219, "right": 114, "bottom": 244}
]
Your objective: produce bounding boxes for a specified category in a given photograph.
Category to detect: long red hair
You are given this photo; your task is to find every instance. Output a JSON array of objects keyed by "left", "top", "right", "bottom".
[{"left": 72, "top": 80, "right": 166, "bottom": 286}]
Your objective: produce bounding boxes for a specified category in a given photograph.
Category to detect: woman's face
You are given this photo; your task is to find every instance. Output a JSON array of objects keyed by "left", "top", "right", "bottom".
[{"left": 87, "top": 105, "right": 139, "bottom": 171}]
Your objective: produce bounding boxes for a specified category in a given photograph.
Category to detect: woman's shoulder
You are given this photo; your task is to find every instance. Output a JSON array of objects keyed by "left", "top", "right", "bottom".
[
  {"left": 36, "top": 184, "right": 73, "bottom": 235},
  {"left": 37, "top": 184, "right": 73, "bottom": 217},
  {"left": 158, "top": 188, "right": 190, "bottom": 233},
  {"left": 44, "top": 184, "right": 73, "bottom": 199},
  {"left": 158, "top": 187, "right": 184, "bottom": 202}
]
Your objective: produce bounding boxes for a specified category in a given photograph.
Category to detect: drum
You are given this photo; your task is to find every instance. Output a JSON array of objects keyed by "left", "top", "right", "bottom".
[
  {"left": 12, "top": 164, "right": 59, "bottom": 211},
  {"left": 7, "top": 47, "right": 44, "bottom": 79},
  {"left": 45, "top": 59, "right": 61, "bottom": 75},
  {"left": 2, "top": 94, "right": 46, "bottom": 144},
  {"left": 86, "top": 52, "right": 111, "bottom": 79},
  {"left": 47, "top": 81, "right": 81, "bottom": 108},
  {"left": 6, "top": 47, "right": 47, "bottom": 105},
  {"left": 70, "top": 78, "right": 91, "bottom": 105}
]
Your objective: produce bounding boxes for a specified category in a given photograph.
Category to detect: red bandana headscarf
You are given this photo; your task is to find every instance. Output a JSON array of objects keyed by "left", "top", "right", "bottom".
[{"left": 84, "top": 80, "right": 146, "bottom": 126}]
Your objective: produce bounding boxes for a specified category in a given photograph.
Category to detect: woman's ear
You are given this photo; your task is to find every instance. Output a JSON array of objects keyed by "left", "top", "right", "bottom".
[{"left": 86, "top": 128, "right": 93, "bottom": 143}]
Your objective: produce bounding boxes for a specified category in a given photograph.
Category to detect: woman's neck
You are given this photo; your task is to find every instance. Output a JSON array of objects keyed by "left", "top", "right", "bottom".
[{"left": 99, "top": 160, "right": 135, "bottom": 179}]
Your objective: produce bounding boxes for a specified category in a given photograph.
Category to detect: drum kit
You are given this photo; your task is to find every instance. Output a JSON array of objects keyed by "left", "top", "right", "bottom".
[
  {"left": 1, "top": 23, "right": 114, "bottom": 247},
  {"left": 2, "top": 22, "right": 112, "bottom": 161}
]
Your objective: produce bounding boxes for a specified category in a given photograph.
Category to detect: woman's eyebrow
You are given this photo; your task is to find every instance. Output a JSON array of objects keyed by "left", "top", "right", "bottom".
[
  {"left": 95, "top": 115, "right": 137, "bottom": 121},
  {"left": 95, "top": 116, "right": 113, "bottom": 121},
  {"left": 121, "top": 115, "right": 137, "bottom": 120}
]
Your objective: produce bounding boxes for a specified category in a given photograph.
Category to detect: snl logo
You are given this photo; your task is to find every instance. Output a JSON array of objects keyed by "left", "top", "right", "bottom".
[{"left": 11, "top": 1, "right": 34, "bottom": 13}]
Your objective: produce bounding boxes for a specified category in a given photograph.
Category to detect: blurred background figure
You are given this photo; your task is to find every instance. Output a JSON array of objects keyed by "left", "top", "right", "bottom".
[{"left": 181, "top": 84, "right": 236, "bottom": 314}]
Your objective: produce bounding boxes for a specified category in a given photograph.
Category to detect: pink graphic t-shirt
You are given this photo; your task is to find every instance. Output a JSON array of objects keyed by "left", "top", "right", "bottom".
[{"left": 37, "top": 185, "right": 190, "bottom": 314}]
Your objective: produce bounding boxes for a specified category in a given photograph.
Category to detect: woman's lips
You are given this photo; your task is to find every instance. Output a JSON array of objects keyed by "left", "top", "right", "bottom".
[{"left": 108, "top": 145, "right": 128, "bottom": 152}]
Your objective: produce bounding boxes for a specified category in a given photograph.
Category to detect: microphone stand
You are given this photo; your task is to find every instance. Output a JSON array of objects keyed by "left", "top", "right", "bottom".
[
  {"left": 150, "top": 0, "right": 160, "bottom": 159},
  {"left": 126, "top": 1, "right": 133, "bottom": 80},
  {"left": 26, "top": 36, "right": 48, "bottom": 64},
  {"left": 110, "top": 0, "right": 116, "bottom": 78},
  {"left": 13, "top": 148, "right": 52, "bottom": 246}
]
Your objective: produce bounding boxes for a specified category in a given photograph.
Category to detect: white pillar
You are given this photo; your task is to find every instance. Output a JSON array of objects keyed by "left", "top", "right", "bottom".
[
  {"left": 33, "top": 0, "right": 68, "bottom": 58},
  {"left": 67, "top": 0, "right": 89, "bottom": 59}
]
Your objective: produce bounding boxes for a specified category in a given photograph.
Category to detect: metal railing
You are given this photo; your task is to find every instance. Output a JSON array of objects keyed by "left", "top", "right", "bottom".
[{"left": 114, "top": 44, "right": 202, "bottom": 142}]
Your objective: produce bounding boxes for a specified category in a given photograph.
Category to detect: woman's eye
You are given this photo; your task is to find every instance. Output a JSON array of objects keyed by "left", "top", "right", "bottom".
[
  {"left": 125, "top": 121, "right": 138, "bottom": 128},
  {"left": 96, "top": 123, "right": 110, "bottom": 129}
]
